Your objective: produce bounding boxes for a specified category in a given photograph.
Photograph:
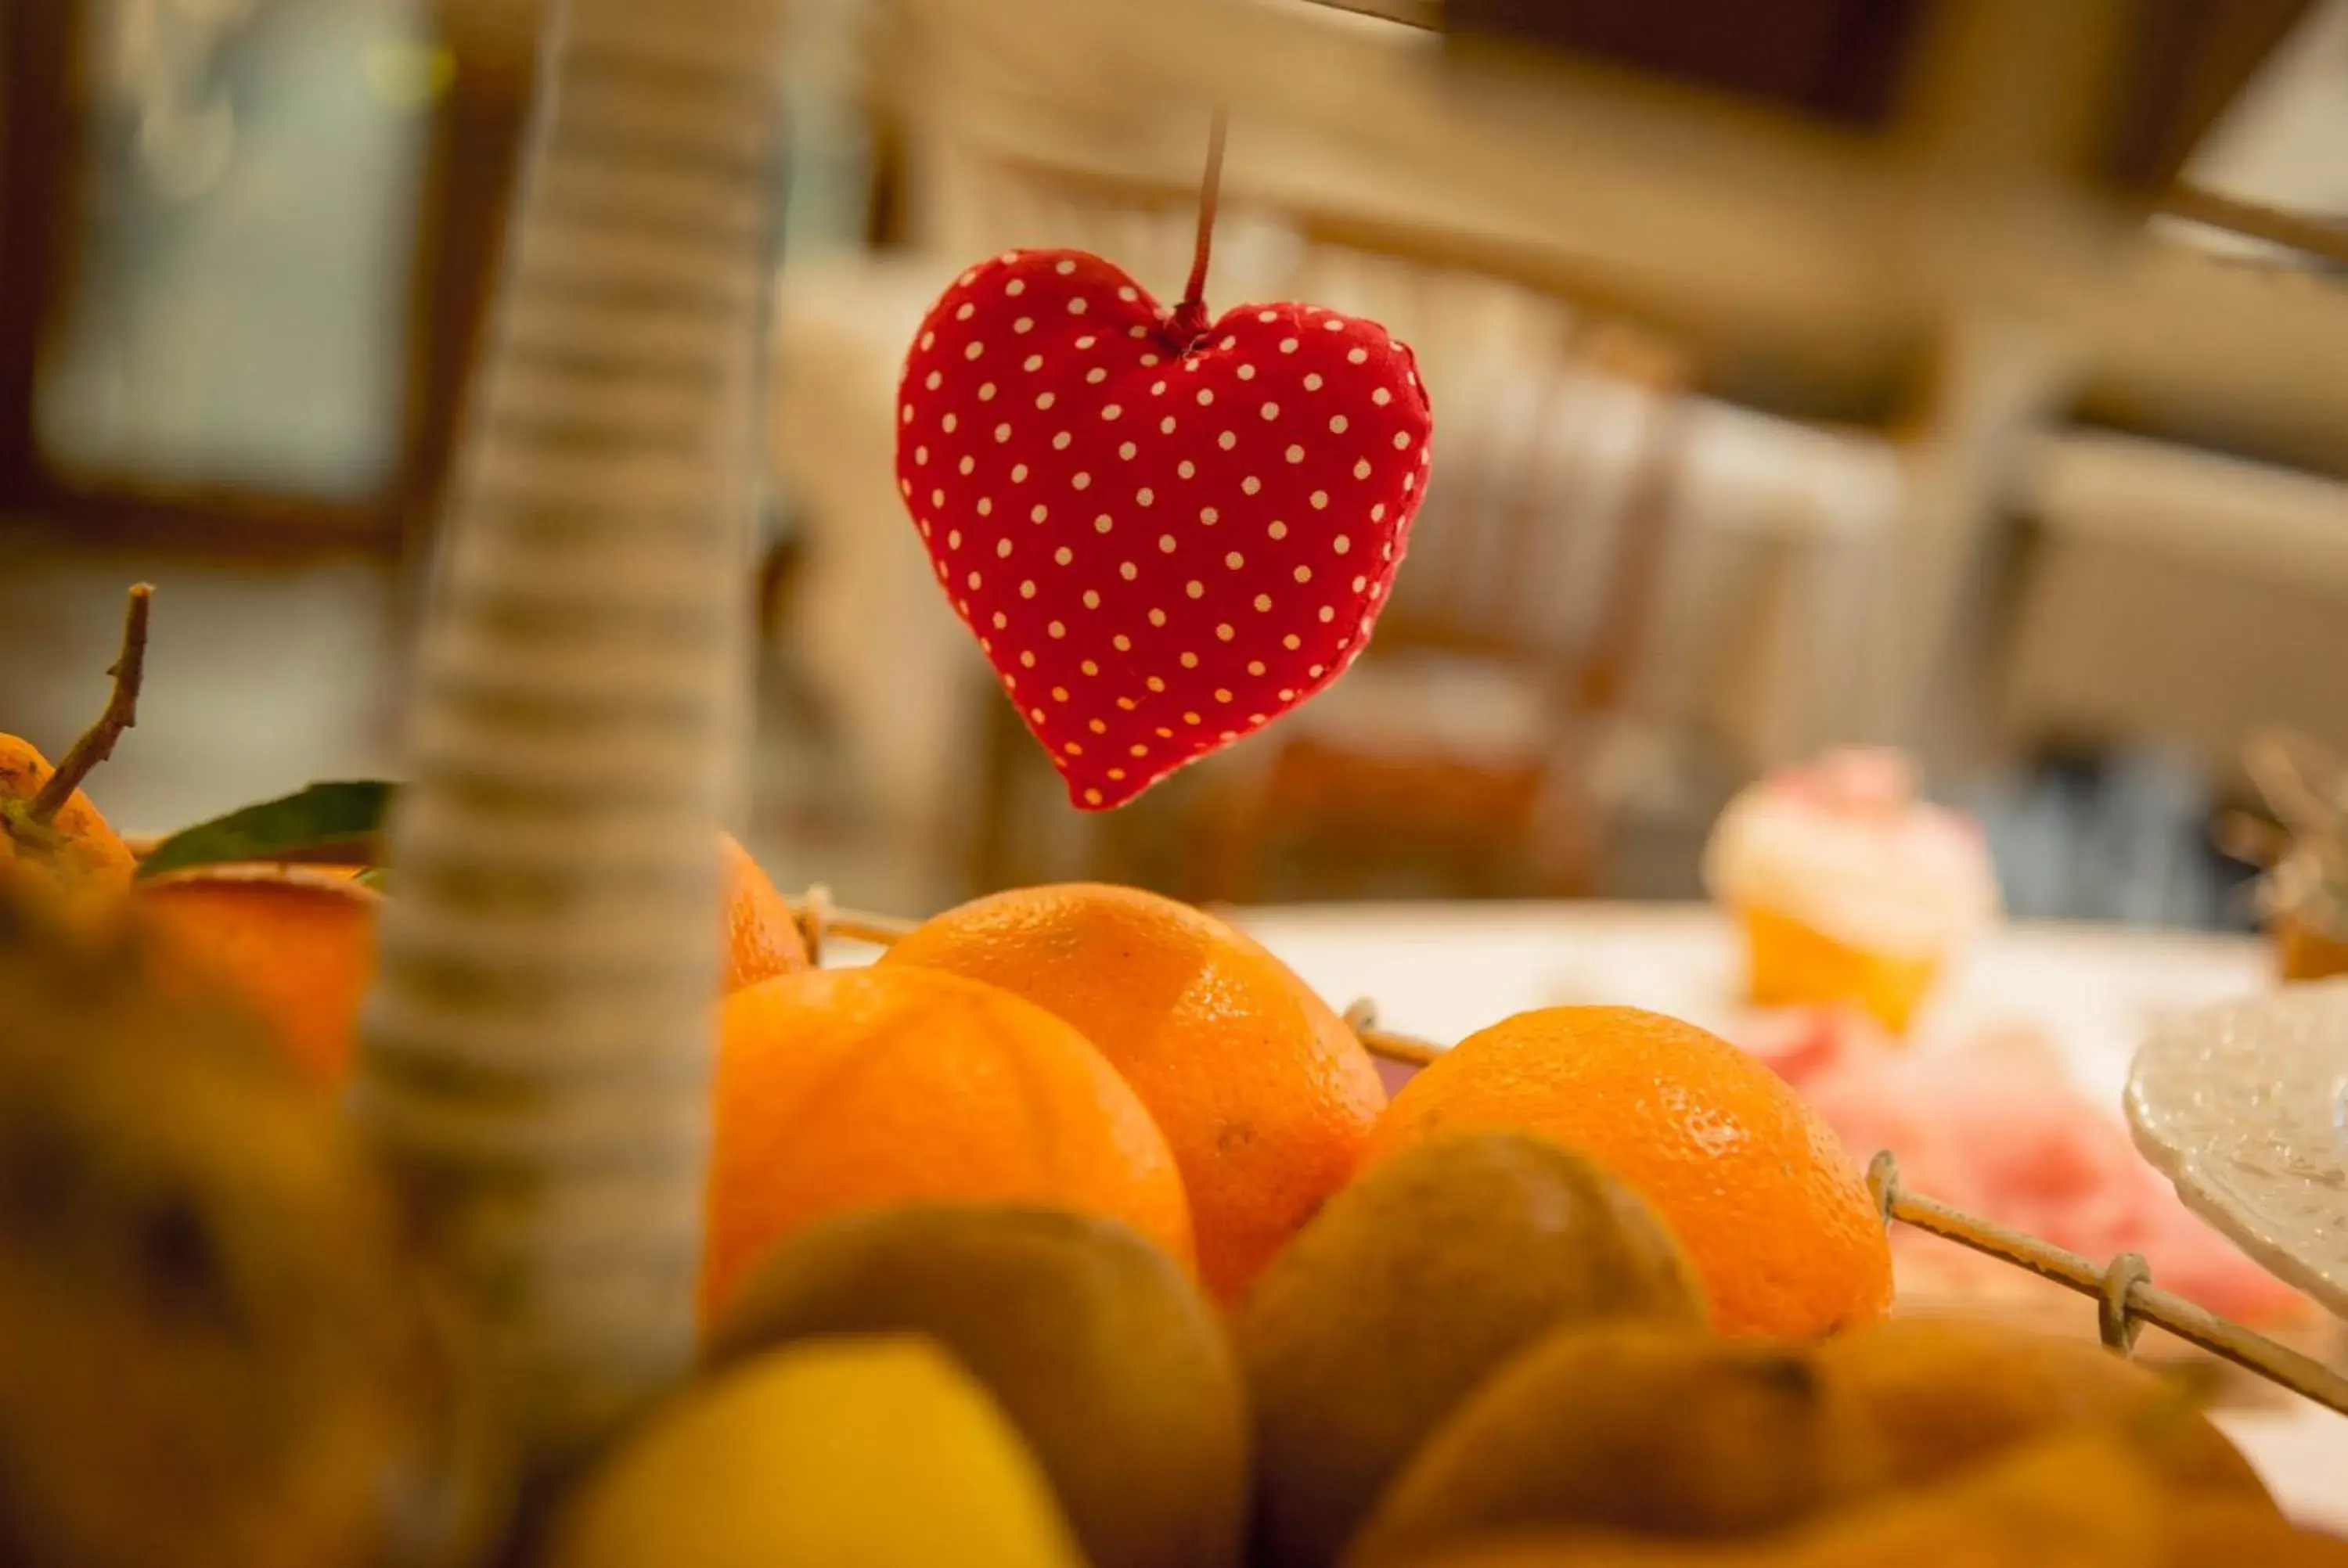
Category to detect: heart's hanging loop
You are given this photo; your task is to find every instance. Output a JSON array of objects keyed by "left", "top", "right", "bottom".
[{"left": 1167, "top": 106, "right": 1230, "bottom": 347}]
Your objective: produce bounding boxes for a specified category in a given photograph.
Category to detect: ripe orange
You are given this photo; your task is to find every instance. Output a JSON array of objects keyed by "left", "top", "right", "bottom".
[
  {"left": 135, "top": 865, "right": 379, "bottom": 1089},
  {"left": 719, "top": 833, "right": 810, "bottom": 992},
  {"left": 1363, "top": 1005, "right": 1892, "bottom": 1338},
  {"left": 0, "top": 736, "right": 135, "bottom": 905},
  {"left": 700, "top": 964, "right": 1195, "bottom": 1325},
  {"left": 880, "top": 883, "right": 1386, "bottom": 1303}
]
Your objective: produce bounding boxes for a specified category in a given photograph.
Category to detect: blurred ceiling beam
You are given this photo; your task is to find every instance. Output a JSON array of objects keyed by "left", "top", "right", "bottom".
[{"left": 905, "top": 0, "right": 2348, "bottom": 475}]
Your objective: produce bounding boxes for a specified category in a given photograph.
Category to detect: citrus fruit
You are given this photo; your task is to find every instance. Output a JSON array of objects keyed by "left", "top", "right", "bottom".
[
  {"left": 0, "top": 585, "right": 147, "bottom": 913},
  {"left": 0, "top": 871, "right": 457, "bottom": 1568},
  {"left": 718, "top": 833, "right": 808, "bottom": 992},
  {"left": 135, "top": 865, "right": 380, "bottom": 1090},
  {"left": 1814, "top": 1317, "right": 2271, "bottom": 1504},
  {"left": 1237, "top": 1131, "right": 1708, "bottom": 1568},
  {"left": 1349, "top": 1322, "right": 1887, "bottom": 1565},
  {"left": 880, "top": 883, "right": 1385, "bottom": 1300},
  {"left": 700, "top": 966, "right": 1194, "bottom": 1322},
  {"left": 710, "top": 1203, "right": 1246, "bottom": 1568},
  {"left": 549, "top": 1336, "right": 1086, "bottom": 1568},
  {"left": 1363, "top": 1006, "right": 1892, "bottom": 1338}
]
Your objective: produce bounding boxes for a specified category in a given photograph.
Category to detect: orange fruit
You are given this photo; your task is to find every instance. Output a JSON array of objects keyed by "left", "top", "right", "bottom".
[
  {"left": 0, "top": 736, "right": 135, "bottom": 905},
  {"left": 880, "top": 883, "right": 1386, "bottom": 1303},
  {"left": 135, "top": 865, "right": 380, "bottom": 1089},
  {"left": 719, "top": 833, "right": 810, "bottom": 991},
  {"left": 700, "top": 965, "right": 1195, "bottom": 1325},
  {"left": 1363, "top": 1005, "right": 1892, "bottom": 1338}
]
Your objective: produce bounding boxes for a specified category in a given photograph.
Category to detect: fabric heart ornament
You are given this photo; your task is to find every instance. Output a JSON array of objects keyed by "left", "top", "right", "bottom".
[{"left": 895, "top": 247, "right": 1433, "bottom": 809}]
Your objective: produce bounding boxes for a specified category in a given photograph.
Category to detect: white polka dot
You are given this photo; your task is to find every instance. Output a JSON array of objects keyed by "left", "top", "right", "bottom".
[
  {"left": 1147, "top": 677, "right": 1168, "bottom": 693},
  {"left": 1329, "top": 415, "right": 1349, "bottom": 434},
  {"left": 1260, "top": 402, "right": 1280, "bottom": 420},
  {"left": 1220, "top": 336, "right": 1237, "bottom": 350},
  {"left": 1259, "top": 310, "right": 1279, "bottom": 323},
  {"left": 1217, "top": 624, "right": 1236, "bottom": 642},
  {"left": 1081, "top": 660, "right": 1099, "bottom": 675},
  {"left": 1031, "top": 503, "right": 1048, "bottom": 522},
  {"left": 1334, "top": 535, "right": 1352, "bottom": 554},
  {"left": 967, "top": 570, "right": 981, "bottom": 588},
  {"left": 1218, "top": 432, "right": 1237, "bottom": 451},
  {"left": 1037, "top": 392, "right": 1057, "bottom": 411},
  {"left": 917, "top": 516, "right": 931, "bottom": 535},
  {"left": 1084, "top": 788, "right": 1103, "bottom": 804},
  {"left": 1053, "top": 432, "right": 1071, "bottom": 450},
  {"left": 1118, "top": 286, "right": 1138, "bottom": 302},
  {"left": 1285, "top": 444, "right": 1305, "bottom": 464},
  {"left": 1215, "top": 686, "right": 1234, "bottom": 701},
  {"left": 1141, "top": 354, "right": 1160, "bottom": 366},
  {"left": 1278, "top": 689, "right": 1295, "bottom": 701},
  {"left": 958, "top": 455, "right": 975, "bottom": 476},
  {"left": 1152, "top": 381, "right": 1169, "bottom": 396},
  {"left": 1083, "top": 591, "right": 1100, "bottom": 609},
  {"left": 1295, "top": 565, "right": 1313, "bottom": 583},
  {"left": 1177, "top": 460, "right": 1196, "bottom": 479},
  {"left": 1196, "top": 389, "right": 1215, "bottom": 408},
  {"left": 1279, "top": 337, "right": 1298, "bottom": 354},
  {"left": 1304, "top": 373, "right": 1323, "bottom": 391},
  {"left": 1051, "top": 685, "right": 1068, "bottom": 700},
  {"left": 901, "top": 478, "right": 913, "bottom": 497},
  {"left": 1323, "top": 318, "right": 1344, "bottom": 332},
  {"left": 1349, "top": 347, "right": 1369, "bottom": 365},
  {"left": 964, "top": 342, "right": 985, "bottom": 360},
  {"left": 1025, "top": 354, "right": 1044, "bottom": 372},
  {"left": 1237, "top": 364, "right": 1258, "bottom": 381},
  {"left": 932, "top": 489, "right": 945, "bottom": 507},
  {"left": 1269, "top": 520, "right": 1287, "bottom": 540},
  {"left": 1121, "top": 561, "right": 1140, "bottom": 580},
  {"left": 924, "top": 371, "right": 942, "bottom": 390},
  {"left": 996, "top": 423, "right": 1013, "bottom": 443},
  {"left": 1068, "top": 298, "right": 1089, "bottom": 315},
  {"left": 1253, "top": 594, "right": 1273, "bottom": 612},
  {"left": 1032, "top": 707, "right": 1045, "bottom": 721},
  {"left": 1007, "top": 279, "right": 1025, "bottom": 296},
  {"left": 1372, "top": 387, "right": 1392, "bottom": 406},
  {"left": 977, "top": 498, "right": 993, "bottom": 516},
  {"left": 1371, "top": 502, "right": 1387, "bottom": 521},
  {"left": 956, "top": 302, "right": 976, "bottom": 321},
  {"left": 1020, "top": 650, "right": 1035, "bottom": 667},
  {"left": 1147, "top": 610, "right": 1167, "bottom": 628},
  {"left": 1351, "top": 574, "right": 1367, "bottom": 592},
  {"left": 1319, "top": 606, "right": 1335, "bottom": 623},
  {"left": 1113, "top": 635, "right": 1132, "bottom": 651},
  {"left": 1242, "top": 477, "right": 1261, "bottom": 495},
  {"left": 996, "top": 538, "right": 1013, "bottom": 558},
  {"left": 1136, "top": 487, "right": 1154, "bottom": 506},
  {"left": 1309, "top": 490, "right": 1328, "bottom": 509},
  {"left": 992, "top": 612, "right": 1007, "bottom": 628},
  {"left": 1053, "top": 546, "right": 1072, "bottom": 565},
  {"left": 979, "top": 383, "right": 997, "bottom": 402},
  {"left": 1404, "top": 473, "right": 1417, "bottom": 492},
  {"left": 1225, "top": 550, "right": 1244, "bottom": 569},
  {"left": 1095, "top": 514, "right": 1114, "bottom": 534},
  {"left": 1086, "top": 367, "right": 1109, "bottom": 387},
  {"left": 1103, "top": 405, "right": 1122, "bottom": 421},
  {"left": 921, "top": 331, "right": 935, "bottom": 350},
  {"left": 1073, "top": 473, "right": 1092, "bottom": 490},
  {"left": 915, "top": 446, "right": 929, "bottom": 465},
  {"left": 1184, "top": 359, "right": 1201, "bottom": 372},
  {"left": 1200, "top": 506, "right": 1219, "bottom": 525},
  {"left": 1307, "top": 661, "right": 1323, "bottom": 676},
  {"left": 1020, "top": 580, "right": 1036, "bottom": 598},
  {"left": 1181, "top": 652, "right": 1199, "bottom": 668},
  {"left": 1118, "top": 441, "right": 1137, "bottom": 460},
  {"left": 1393, "top": 431, "right": 1411, "bottom": 449},
  {"left": 1107, "top": 767, "right": 1127, "bottom": 780},
  {"left": 1353, "top": 459, "right": 1372, "bottom": 480},
  {"left": 1285, "top": 635, "right": 1302, "bottom": 651},
  {"left": 1159, "top": 416, "right": 1176, "bottom": 435},
  {"left": 1161, "top": 535, "right": 1179, "bottom": 554},
  {"left": 1056, "top": 259, "right": 1076, "bottom": 275},
  {"left": 1248, "top": 660, "right": 1266, "bottom": 676},
  {"left": 1049, "top": 620, "right": 1066, "bottom": 638},
  {"left": 1186, "top": 580, "right": 1205, "bottom": 599}
]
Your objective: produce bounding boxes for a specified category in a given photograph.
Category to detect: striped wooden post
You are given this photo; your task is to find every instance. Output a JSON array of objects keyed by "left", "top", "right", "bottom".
[{"left": 353, "top": 0, "right": 789, "bottom": 1470}]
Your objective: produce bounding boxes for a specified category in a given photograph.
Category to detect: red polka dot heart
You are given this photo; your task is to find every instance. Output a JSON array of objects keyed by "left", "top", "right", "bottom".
[{"left": 895, "top": 248, "right": 1434, "bottom": 809}]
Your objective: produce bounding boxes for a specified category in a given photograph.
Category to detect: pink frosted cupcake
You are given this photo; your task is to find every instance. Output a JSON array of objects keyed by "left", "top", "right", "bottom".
[{"left": 1703, "top": 748, "right": 2000, "bottom": 1035}]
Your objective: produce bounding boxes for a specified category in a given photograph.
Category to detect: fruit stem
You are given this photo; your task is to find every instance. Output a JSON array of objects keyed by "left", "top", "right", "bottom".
[
  {"left": 1169, "top": 106, "right": 1229, "bottom": 346},
  {"left": 29, "top": 584, "right": 153, "bottom": 825}
]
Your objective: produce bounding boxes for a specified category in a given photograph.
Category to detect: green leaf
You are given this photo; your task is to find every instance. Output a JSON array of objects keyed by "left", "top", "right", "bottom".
[{"left": 135, "top": 780, "right": 398, "bottom": 880}]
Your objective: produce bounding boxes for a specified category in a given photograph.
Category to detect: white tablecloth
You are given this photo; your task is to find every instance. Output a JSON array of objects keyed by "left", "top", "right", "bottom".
[{"left": 1230, "top": 901, "right": 2347, "bottom": 1531}]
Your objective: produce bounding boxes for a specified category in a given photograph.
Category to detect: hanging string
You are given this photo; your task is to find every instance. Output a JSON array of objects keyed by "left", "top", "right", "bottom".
[{"left": 1168, "top": 106, "right": 1230, "bottom": 346}]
